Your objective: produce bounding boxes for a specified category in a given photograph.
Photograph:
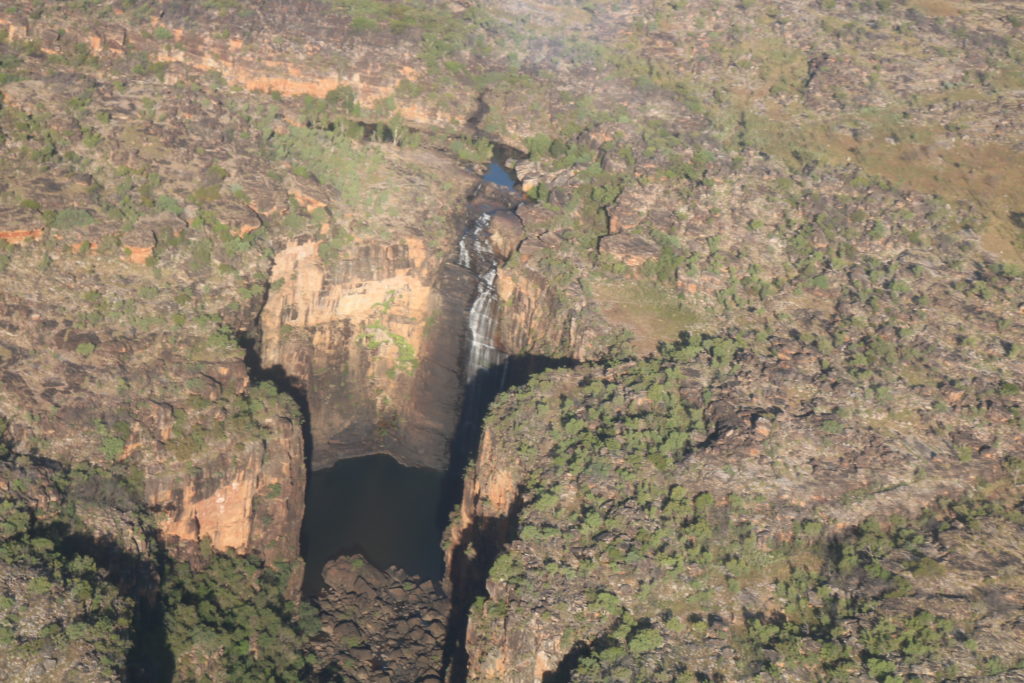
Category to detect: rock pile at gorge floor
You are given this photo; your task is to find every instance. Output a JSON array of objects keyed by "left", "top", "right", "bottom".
[{"left": 312, "top": 556, "right": 448, "bottom": 682}]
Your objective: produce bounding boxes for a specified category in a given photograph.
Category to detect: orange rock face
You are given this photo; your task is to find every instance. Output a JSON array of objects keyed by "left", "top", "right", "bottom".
[
  {"left": 0, "top": 230, "right": 43, "bottom": 244},
  {"left": 258, "top": 234, "right": 454, "bottom": 469},
  {"left": 152, "top": 413, "right": 305, "bottom": 563}
]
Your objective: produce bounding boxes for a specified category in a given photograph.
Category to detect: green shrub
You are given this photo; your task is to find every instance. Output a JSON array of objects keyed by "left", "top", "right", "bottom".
[
  {"left": 450, "top": 136, "right": 493, "bottom": 164},
  {"left": 161, "top": 543, "right": 318, "bottom": 680},
  {"left": 49, "top": 208, "right": 94, "bottom": 230},
  {"left": 99, "top": 436, "right": 124, "bottom": 459},
  {"left": 627, "top": 627, "right": 664, "bottom": 655}
]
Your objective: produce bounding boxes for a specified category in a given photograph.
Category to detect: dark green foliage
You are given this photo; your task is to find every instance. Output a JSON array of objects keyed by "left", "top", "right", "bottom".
[
  {"left": 0, "top": 492, "right": 133, "bottom": 677},
  {"left": 161, "top": 542, "right": 319, "bottom": 681},
  {"left": 329, "top": 0, "right": 481, "bottom": 64},
  {"left": 0, "top": 50, "right": 22, "bottom": 87},
  {"left": 526, "top": 133, "right": 552, "bottom": 158},
  {"left": 318, "top": 234, "right": 353, "bottom": 264},
  {"left": 735, "top": 499, "right": 1022, "bottom": 679},
  {"left": 474, "top": 337, "right": 1024, "bottom": 680},
  {"left": 48, "top": 207, "right": 95, "bottom": 230},
  {"left": 450, "top": 136, "right": 493, "bottom": 164},
  {"left": 189, "top": 164, "right": 229, "bottom": 206},
  {"left": 268, "top": 122, "right": 383, "bottom": 208},
  {"left": 0, "top": 430, "right": 314, "bottom": 679}
]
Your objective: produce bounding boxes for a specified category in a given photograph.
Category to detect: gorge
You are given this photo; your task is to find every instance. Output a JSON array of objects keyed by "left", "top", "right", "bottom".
[
  {"left": 275, "top": 158, "right": 569, "bottom": 679},
  {"left": 1, "top": 0, "right": 1023, "bottom": 681}
]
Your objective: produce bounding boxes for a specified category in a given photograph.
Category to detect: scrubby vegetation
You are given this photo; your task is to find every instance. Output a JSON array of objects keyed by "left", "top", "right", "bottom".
[
  {"left": 0, "top": 440, "right": 318, "bottom": 680},
  {"left": 464, "top": 342, "right": 1024, "bottom": 680},
  {"left": 0, "top": 494, "right": 133, "bottom": 679},
  {"left": 159, "top": 541, "right": 319, "bottom": 681},
  {"left": 1, "top": 0, "right": 1023, "bottom": 679}
]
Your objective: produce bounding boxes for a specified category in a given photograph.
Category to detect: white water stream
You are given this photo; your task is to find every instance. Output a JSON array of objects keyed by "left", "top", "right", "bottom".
[{"left": 458, "top": 213, "right": 508, "bottom": 384}]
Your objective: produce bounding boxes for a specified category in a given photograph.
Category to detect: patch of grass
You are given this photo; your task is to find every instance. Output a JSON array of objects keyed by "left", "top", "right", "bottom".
[{"left": 589, "top": 279, "right": 700, "bottom": 355}]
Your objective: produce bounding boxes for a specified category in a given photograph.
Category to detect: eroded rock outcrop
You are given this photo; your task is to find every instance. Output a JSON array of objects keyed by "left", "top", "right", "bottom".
[
  {"left": 149, "top": 394, "right": 305, "bottom": 562},
  {"left": 312, "top": 556, "right": 449, "bottom": 682},
  {"left": 150, "top": 2, "right": 479, "bottom": 132},
  {"left": 0, "top": 288, "right": 305, "bottom": 565}
]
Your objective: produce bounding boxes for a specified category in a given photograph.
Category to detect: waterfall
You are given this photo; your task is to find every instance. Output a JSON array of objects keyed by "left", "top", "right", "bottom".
[{"left": 458, "top": 213, "right": 508, "bottom": 384}]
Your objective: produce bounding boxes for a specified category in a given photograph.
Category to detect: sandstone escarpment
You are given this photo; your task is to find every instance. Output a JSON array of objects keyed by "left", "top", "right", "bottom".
[
  {"left": 443, "top": 425, "right": 532, "bottom": 681},
  {"left": 0, "top": 285, "right": 305, "bottom": 565},
  {"left": 259, "top": 234, "right": 466, "bottom": 470},
  {"left": 484, "top": 202, "right": 617, "bottom": 368},
  {"left": 148, "top": 385, "right": 306, "bottom": 563},
  {"left": 254, "top": 146, "right": 486, "bottom": 470},
  {"left": 449, "top": 339, "right": 1022, "bottom": 681},
  {"left": 0, "top": 38, "right": 313, "bottom": 566},
  {"left": 0, "top": 305, "right": 297, "bottom": 561},
  {"left": 150, "top": 6, "right": 477, "bottom": 133},
  {"left": 2, "top": 1, "right": 482, "bottom": 136},
  {"left": 254, "top": 153, "right": 603, "bottom": 472}
]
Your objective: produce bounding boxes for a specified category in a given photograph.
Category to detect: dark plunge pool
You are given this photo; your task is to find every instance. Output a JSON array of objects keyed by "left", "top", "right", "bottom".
[{"left": 301, "top": 454, "right": 446, "bottom": 595}]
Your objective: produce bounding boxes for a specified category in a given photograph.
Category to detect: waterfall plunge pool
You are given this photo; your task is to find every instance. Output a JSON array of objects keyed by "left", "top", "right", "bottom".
[
  {"left": 301, "top": 454, "right": 447, "bottom": 596},
  {"left": 300, "top": 158, "right": 517, "bottom": 597}
]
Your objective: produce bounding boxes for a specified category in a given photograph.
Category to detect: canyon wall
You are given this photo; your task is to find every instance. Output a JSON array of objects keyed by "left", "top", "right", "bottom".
[
  {"left": 258, "top": 233, "right": 475, "bottom": 470},
  {"left": 144, "top": 365, "right": 307, "bottom": 563},
  {"left": 0, "top": 295, "right": 307, "bottom": 564},
  {"left": 256, "top": 177, "right": 600, "bottom": 471}
]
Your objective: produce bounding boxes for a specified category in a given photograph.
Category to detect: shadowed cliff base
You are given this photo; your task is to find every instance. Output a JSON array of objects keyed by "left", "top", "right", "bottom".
[
  {"left": 301, "top": 354, "right": 573, "bottom": 610},
  {"left": 541, "top": 624, "right": 658, "bottom": 682},
  {"left": 124, "top": 548, "right": 175, "bottom": 683},
  {"left": 542, "top": 638, "right": 600, "bottom": 683},
  {"left": 52, "top": 526, "right": 174, "bottom": 683},
  {"left": 445, "top": 354, "right": 578, "bottom": 502},
  {"left": 300, "top": 454, "right": 446, "bottom": 597},
  {"left": 441, "top": 354, "right": 576, "bottom": 682},
  {"left": 14, "top": 449, "right": 175, "bottom": 682},
  {"left": 442, "top": 506, "right": 523, "bottom": 683}
]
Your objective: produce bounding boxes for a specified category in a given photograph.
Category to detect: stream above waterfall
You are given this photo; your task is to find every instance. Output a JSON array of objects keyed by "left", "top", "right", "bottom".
[{"left": 482, "top": 160, "right": 516, "bottom": 188}]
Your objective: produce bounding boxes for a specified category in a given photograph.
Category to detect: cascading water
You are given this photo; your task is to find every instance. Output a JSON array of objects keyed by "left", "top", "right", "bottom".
[
  {"left": 458, "top": 213, "right": 508, "bottom": 384},
  {"left": 441, "top": 210, "right": 512, "bottom": 683}
]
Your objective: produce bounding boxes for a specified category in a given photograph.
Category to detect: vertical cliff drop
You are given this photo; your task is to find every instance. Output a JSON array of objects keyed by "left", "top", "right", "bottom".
[
  {"left": 253, "top": 151, "right": 582, "bottom": 679},
  {"left": 278, "top": 160, "right": 532, "bottom": 680},
  {"left": 459, "top": 212, "right": 509, "bottom": 388}
]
